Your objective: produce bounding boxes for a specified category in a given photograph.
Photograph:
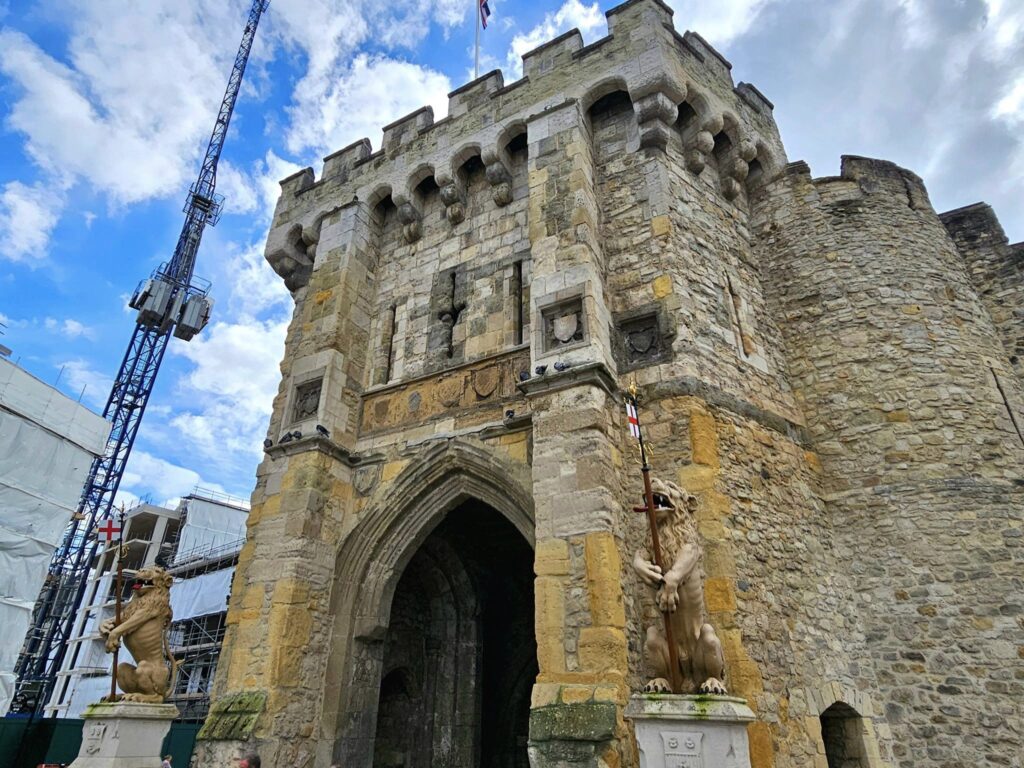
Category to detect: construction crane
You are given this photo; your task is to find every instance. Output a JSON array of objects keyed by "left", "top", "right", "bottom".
[{"left": 10, "top": 0, "right": 271, "bottom": 716}]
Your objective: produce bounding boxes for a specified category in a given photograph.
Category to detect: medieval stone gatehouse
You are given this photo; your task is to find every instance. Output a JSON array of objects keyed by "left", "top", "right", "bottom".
[{"left": 193, "top": 2, "right": 1024, "bottom": 766}]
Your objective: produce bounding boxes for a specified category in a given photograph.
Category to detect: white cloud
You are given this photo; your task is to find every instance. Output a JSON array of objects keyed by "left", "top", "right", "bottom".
[
  {"left": 45, "top": 317, "right": 96, "bottom": 340},
  {"left": 0, "top": 181, "right": 63, "bottom": 262},
  {"left": 119, "top": 449, "right": 228, "bottom": 504},
  {"left": 285, "top": 53, "right": 452, "bottom": 156},
  {"left": 506, "top": 0, "right": 605, "bottom": 78},
  {"left": 169, "top": 315, "right": 289, "bottom": 464},
  {"left": 666, "top": 0, "right": 773, "bottom": 45},
  {"left": 57, "top": 358, "right": 113, "bottom": 409}
]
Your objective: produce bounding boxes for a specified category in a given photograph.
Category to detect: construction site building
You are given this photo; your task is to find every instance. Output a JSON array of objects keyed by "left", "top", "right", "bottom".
[{"left": 0, "top": 357, "right": 109, "bottom": 715}]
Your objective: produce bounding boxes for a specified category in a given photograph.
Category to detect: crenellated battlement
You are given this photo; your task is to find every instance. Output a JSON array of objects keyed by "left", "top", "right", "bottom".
[{"left": 265, "top": 0, "right": 786, "bottom": 276}]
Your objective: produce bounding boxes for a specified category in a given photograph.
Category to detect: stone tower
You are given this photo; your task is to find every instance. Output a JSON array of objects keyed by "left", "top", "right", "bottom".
[{"left": 193, "top": 2, "right": 1024, "bottom": 767}]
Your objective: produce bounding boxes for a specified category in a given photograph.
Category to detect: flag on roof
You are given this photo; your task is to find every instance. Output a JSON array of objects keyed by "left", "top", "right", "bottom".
[{"left": 480, "top": 0, "right": 491, "bottom": 29}]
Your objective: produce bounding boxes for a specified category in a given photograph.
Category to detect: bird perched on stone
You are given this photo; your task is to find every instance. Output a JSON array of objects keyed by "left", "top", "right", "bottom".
[{"left": 316, "top": 424, "right": 330, "bottom": 438}]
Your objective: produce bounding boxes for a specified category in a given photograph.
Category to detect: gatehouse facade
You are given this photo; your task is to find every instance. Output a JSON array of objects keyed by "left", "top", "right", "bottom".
[{"left": 193, "top": 2, "right": 1024, "bottom": 766}]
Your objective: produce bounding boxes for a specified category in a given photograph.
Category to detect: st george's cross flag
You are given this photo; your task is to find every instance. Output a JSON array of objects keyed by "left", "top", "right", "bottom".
[
  {"left": 480, "top": 0, "right": 491, "bottom": 29},
  {"left": 625, "top": 401, "right": 641, "bottom": 439},
  {"left": 97, "top": 517, "right": 121, "bottom": 543}
]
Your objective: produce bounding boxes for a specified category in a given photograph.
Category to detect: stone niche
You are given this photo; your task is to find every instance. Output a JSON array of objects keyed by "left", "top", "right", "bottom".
[
  {"left": 612, "top": 303, "right": 675, "bottom": 372},
  {"left": 540, "top": 295, "right": 587, "bottom": 354},
  {"left": 290, "top": 377, "right": 323, "bottom": 424}
]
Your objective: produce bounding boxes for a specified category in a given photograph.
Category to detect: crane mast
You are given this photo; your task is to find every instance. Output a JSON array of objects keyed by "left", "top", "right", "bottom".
[{"left": 10, "top": 0, "right": 271, "bottom": 716}]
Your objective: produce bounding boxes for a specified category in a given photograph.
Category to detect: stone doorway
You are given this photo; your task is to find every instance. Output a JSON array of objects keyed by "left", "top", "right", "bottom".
[{"left": 372, "top": 499, "right": 536, "bottom": 768}]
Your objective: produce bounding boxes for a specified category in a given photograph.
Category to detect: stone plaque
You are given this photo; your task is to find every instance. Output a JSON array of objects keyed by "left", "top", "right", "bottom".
[
  {"left": 613, "top": 305, "right": 674, "bottom": 372},
  {"left": 471, "top": 367, "right": 500, "bottom": 399},
  {"left": 542, "top": 297, "right": 585, "bottom": 351},
  {"left": 292, "top": 378, "right": 322, "bottom": 423},
  {"left": 662, "top": 731, "right": 703, "bottom": 767}
]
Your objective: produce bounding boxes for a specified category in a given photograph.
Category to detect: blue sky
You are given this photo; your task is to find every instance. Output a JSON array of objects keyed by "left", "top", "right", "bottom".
[{"left": 1, "top": 0, "right": 1022, "bottom": 506}]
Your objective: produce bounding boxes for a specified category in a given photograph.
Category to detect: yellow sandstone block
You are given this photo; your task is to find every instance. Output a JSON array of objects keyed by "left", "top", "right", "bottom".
[
  {"left": 560, "top": 685, "right": 593, "bottom": 704},
  {"left": 690, "top": 409, "right": 719, "bottom": 468},
  {"left": 578, "top": 627, "right": 628, "bottom": 675},
  {"left": 747, "top": 721, "right": 775, "bottom": 768},
  {"left": 531, "top": 683, "right": 561, "bottom": 708},
  {"left": 380, "top": 460, "right": 409, "bottom": 484},
  {"left": 584, "top": 532, "right": 626, "bottom": 628},
  {"left": 704, "top": 577, "right": 737, "bottom": 613},
  {"left": 535, "top": 577, "right": 565, "bottom": 674},
  {"left": 652, "top": 275, "right": 673, "bottom": 299},
  {"left": 651, "top": 216, "right": 671, "bottom": 237},
  {"left": 535, "top": 539, "right": 571, "bottom": 576},
  {"left": 677, "top": 464, "right": 716, "bottom": 493},
  {"left": 273, "top": 578, "right": 310, "bottom": 606}
]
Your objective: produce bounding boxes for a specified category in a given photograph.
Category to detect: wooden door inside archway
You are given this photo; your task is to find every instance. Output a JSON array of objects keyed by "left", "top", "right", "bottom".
[{"left": 372, "top": 499, "right": 536, "bottom": 768}]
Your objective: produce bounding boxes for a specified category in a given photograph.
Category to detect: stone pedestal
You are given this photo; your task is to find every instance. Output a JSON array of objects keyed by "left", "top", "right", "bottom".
[
  {"left": 68, "top": 701, "right": 179, "bottom": 768},
  {"left": 626, "top": 694, "right": 755, "bottom": 768}
]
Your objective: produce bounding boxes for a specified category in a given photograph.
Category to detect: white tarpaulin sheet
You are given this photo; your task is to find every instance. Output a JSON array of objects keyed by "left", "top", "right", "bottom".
[
  {"left": 170, "top": 568, "right": 233, "bottom": 621},
  {"left": 175, "top": 496, "right": 247, "bottom": 559},
  {"left": 0, "top": 358, "right": 109, "bottom": 715}
]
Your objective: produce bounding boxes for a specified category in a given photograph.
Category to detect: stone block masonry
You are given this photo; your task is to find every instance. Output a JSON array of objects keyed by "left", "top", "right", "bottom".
[{"left": 192, "top": 2, "right": 1023, "bottom": 767}]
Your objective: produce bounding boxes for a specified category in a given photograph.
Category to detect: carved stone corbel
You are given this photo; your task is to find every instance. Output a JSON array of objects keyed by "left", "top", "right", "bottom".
[
  {"left": 435, "top": 170, "right": 466, "bottom": 225},
  {"left": 392, "top": 192, "right": 422, "bottom": 243},
  {"left": 633, "top": 92, "right": 678, "bottom": 152},
  {"left": 685, "top": 115, "right": 721, "bottom": 175},
  {"left": 722, "top": 137, "right": 758, "bottom": 200},
  {"left": 482, "top": 148, "right": 513, "bottom": 207}
]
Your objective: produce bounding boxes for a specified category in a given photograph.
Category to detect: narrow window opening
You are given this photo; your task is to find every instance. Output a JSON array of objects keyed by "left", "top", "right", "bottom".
[
  {"left": 512, "top": 260, "right": 524, "bottom": 346},
  {"left": 725, "top": 275, "right": 751, "bottom": 358},
  {"left": 747, "top": 158, "right": 764, "bottom": 188},
  {"left": 384, "top": 304, "right": 398, "bottom": 383}
]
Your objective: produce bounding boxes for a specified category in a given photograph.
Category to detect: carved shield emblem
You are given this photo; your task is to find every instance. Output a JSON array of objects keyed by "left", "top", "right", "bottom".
[
  {"left": 552, "top": 312, "right": 579, "bottom": 344},
  {"left": 626, "top": 326, "right": 656, "bottom": 355},
  {"left": 471, "top": 367, "right": 500, "bottom": 399},
  {"left": 436, "top": 376, "right": 464, "bottom": 408},
  {"left": 661, "top": 731, "right": 703, "bottom": 768}
]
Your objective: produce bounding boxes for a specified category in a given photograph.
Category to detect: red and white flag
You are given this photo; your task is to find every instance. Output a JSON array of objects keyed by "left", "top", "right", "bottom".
[
  {"left": 625, "top": 401, "right": 641, "bottom": 439},
  {"left": 480, "top": 0, "right": 491, "bottom": 29},
  {"left": 97, "top": 517, "right": 121, "bottom": 543}
]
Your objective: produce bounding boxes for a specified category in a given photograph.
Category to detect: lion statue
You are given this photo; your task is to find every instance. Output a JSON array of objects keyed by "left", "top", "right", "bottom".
[
  {"left": 99, "top": 564, "right": 179, "bottom": 702},
  {"left": 632, "top": 478, "right": 727, "bottom": 695}
]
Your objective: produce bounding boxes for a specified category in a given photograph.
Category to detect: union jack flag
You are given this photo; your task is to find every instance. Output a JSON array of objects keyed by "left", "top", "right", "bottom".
[{"left": 480, "top": 0, "right": 491, "bottom": 29}]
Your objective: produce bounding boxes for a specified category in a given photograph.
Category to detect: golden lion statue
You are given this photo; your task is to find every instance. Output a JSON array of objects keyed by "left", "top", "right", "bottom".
[
  {"left": 99, "top": 564, "right": 179, "bottom": 702},
  {"left": 632, "top": 478, "right": 727, "bottom": 695}
]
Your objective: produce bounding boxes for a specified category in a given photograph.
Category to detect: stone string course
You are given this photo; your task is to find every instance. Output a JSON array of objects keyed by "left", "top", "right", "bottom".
[{"left": 192, "top": 2, "right": 1023, "bottom": 767}]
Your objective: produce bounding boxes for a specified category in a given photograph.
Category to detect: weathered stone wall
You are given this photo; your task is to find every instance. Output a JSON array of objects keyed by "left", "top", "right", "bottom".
[
  {"left": 940, "top": 202, "right": 1024, "bottom": 390},
  {"left": 193, "top": 2, "right": 1022, "bottom": 768},
  {"left": 754, "top": 157, "right": 1024, "bottom": 767}
]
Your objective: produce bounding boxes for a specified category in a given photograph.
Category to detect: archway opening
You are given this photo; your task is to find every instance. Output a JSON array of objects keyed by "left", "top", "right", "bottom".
[
  {"left": 820, "top": 701, "right": 871, "bottom": 768},
  {"left": 372, "top": 498, "right": 536, "bottom": 768}
]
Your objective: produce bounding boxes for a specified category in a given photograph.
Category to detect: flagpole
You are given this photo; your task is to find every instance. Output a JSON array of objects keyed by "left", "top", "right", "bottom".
[
  {"left": 627, "top": 384, "right": 684, "bottom": 694},
  {"left": 474, "top": 0, "right": 480, "bottom": 79},
  {"left": 108, "top": 508, "right": 125, "bottom": 701}
]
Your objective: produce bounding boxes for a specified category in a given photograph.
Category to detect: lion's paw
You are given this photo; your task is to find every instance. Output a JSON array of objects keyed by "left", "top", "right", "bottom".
[
  {"left": 643, "top": 678, "right": 673, "bottom": 694},
  {"left": 699, "top": 677, "right": 727, "bottom": 695}
]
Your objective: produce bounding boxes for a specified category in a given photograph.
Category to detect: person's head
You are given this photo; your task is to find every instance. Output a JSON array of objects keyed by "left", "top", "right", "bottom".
[
  {"left": 238, "top": 753, "right": 260, "bottom": 768},
  {"left": 163, "top": 757, "right": 172, "bottom": 763}
]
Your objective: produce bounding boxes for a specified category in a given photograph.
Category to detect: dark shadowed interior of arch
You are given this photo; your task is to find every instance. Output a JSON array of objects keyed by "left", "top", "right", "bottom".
[
  {"left": 372, "top": 499, "right": 536, "bottom": 768},
  {"left": 820, "top": 701, "right": 870, "bottom": 768}
]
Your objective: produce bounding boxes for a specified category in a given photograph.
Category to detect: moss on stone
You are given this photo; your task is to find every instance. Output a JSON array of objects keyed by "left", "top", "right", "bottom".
[
  {"left": 197, "top": 691, "right": 267, "bottom": 741},
  {"left": 529, "top": 701, "right": 617, "bottom": 743}
]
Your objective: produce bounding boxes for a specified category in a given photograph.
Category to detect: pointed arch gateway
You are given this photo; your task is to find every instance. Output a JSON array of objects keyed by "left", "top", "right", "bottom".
[{"left": 324, "top": 438, "right": 536, "bottom": 768}]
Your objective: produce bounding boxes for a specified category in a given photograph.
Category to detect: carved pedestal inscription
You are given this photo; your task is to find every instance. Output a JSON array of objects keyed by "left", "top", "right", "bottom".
[{"left": 661, "top": 731, "right": 703, "bottom": 768}]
